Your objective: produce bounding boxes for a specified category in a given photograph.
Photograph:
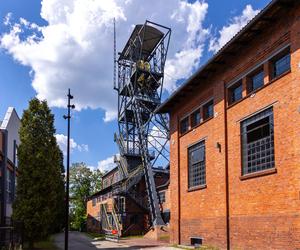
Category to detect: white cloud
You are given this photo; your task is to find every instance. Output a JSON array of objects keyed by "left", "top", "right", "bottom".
[
  {"left": 148, "top": 125, "right": 169, "bottom": 167},
  {"left": 77, "top": 144, "right": 89, "bottom": 152},
  {"left": 209, "top": 4, "right": 260, "bottom": 53},
  {"left": 55, "top": 133, "right": 88, "bottom": 155},
  {"left": 148, "top": 125, "right": 169, "bottom": 151},
  {"left": 4, "top": 13, "right": 12, "bottom": 26},
  {"left": 164, "top": 1, "right": 209, "bottom": 92},
  {"left": 0, "top": 0, "right": 210, "bottom": 121},
  {"left": 96, "top": 156, "right": 115, "bottom": 172}
]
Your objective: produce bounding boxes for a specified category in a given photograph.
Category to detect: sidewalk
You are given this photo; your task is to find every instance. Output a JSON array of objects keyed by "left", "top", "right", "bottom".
[{"left": 53, "top": 231, "right": 177, "bottom": 249}]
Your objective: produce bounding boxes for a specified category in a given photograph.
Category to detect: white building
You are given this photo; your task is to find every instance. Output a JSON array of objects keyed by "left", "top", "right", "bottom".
[{"left": 0, "top": 107, "right": 20, "bottom": 224}]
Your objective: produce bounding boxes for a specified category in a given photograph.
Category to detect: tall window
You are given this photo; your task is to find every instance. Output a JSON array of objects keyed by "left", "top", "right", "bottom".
[
  {"left": 191, "top": 109, "right": 201, "bottom": 128},
  {"left": 272, "top": 49, "right": 290, "bottom": 78},
  {"left": 241, "top": 107, "right": 275, "bottom": 175},
  {"left": 203, "top": 100, "right": 214, "bottom": 120},
  {"left": 228, "top": 81, "right": 242, "bottom": 104},
  {"left": 92, "top": 198, "right": 96, "bottom": 206},
  {"left": 180, "top": 117, "right": 189, "bottom": 134},
  {"left": 116, "top": 196, "right": 126, "bottom": 213},
  {"left": 188, "top": 140, "right": 206, "bottom": 188}
]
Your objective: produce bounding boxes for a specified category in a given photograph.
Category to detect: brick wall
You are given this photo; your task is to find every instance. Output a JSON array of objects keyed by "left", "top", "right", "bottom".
[
  {"left": 86, "top": 199, "right": 101, "bottom": 233},
  {"left": 169, "top": 4, "right": 300, "bottom": 250}
]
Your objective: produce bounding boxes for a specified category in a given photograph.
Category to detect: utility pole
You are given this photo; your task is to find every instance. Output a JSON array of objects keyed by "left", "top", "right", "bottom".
[{"left": 63, "top": 89, "right": 75, "bottom": 250}]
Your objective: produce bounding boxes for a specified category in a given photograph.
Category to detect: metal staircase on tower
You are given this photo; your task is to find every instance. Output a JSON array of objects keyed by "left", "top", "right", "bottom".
[{"left": 113, "top": 20, "right": 171, "bottom": 227}]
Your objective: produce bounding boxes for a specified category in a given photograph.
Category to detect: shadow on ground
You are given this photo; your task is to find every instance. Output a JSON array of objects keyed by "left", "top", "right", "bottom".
[{"left": 53, "top": 231, "right": 174, "bottom": 250}]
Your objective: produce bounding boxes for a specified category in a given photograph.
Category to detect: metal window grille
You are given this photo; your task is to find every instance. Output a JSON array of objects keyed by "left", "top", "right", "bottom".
[
  {"left": 274, "top": 53, "right": 290, "bottom": 77},
  {"left": 251, "top": 70, "right": 264, "bottom": 91},
  {"left": 188, "top": 140, "right": 206, "bottom": 188},
  {"left": 241, "top": 107, "right": 275, "bottom": 175}
]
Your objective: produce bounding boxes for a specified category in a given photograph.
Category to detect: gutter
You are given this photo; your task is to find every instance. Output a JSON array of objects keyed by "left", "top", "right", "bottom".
[
  {"left": 177, "top": 116, "right": 181, "bottom": 244},
  {"left": 223, "top": 82, "right": 230, "bottom": 250}
]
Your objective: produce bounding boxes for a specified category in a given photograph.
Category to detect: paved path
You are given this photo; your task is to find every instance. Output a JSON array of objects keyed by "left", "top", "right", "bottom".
[{"left": 53, "top": 232, "right": 177, "bottom": 250}]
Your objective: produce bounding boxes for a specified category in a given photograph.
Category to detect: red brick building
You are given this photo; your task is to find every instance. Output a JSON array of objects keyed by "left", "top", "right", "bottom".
[
  {"left": 157, "top": 0, "right": 300, "bottom": 249},
  {"left": 86, "top": 165, "right": 170, "bottom": 236}
]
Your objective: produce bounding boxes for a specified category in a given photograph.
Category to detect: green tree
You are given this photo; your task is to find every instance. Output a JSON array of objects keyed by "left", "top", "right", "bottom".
[
  {"left": 50, "top": 149, "right": 65, "bottom": 233},
  {"left": 69, "top": 162, "right": 102, "bottom": 230},
  {"left": 13, "top": 98, "right": 65, "bottom": 248}
]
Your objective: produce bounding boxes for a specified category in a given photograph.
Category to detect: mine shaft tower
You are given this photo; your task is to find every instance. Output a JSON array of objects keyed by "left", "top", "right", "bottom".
[{"left": 114, "top": 20, "right": 171, "bottom": 226}]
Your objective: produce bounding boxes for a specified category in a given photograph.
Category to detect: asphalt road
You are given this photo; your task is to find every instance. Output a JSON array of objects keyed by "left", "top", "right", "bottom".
[{"left": 53, "top": 231, "right": 177, "bottom": 250}]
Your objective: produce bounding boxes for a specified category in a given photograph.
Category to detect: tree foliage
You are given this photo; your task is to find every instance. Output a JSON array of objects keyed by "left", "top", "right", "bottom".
[
  {"left": 13, "top": 98, "right": 65, "bottom": 248},
  {"left": 69, "top": 162, "right": 102, "bottom": 230}
]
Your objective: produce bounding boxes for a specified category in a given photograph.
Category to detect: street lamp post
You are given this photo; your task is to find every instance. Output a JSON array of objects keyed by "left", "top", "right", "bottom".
[{"left": 63, "top": 89, "right": 75, "bottom": 250}]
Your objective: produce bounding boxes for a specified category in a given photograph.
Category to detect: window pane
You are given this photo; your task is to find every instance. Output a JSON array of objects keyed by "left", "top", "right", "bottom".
[
  {"left": 180, "top": 117, "right": 189, "bottom": 134},
  {"left": 188, "top": 141, "right": 206, "bottom": 188},
  {"left": 241, "top": 108, "right": 275, "bottom": 175},
  {"left": 191, "top": 109, "right": 201, "bottom": 127},
  {"left": 229, "top": 82, "right": 242, "bottom": 104},
  {"left": 251, "top": 71, "right": 264, "bottom": 91},
  {"left": 190, "top": 146, "right": 205, "bottom": 163},
  {"left": 274, "top": 53, "right": 290, "bottom": 77},
  {"left": 203, "top": 100, "right": 214, "bottom": 120},
  {"left": 246, "top": 117, "right": 270, "bottom": 143}
]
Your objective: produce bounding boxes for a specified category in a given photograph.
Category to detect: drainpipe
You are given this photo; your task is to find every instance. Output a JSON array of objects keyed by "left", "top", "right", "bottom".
[
  {"left": 176, "top": 115, "right": 181, "bottom": 245},
  {"left": 0, "top": 129, "right": 8, "bottom": 226},
  {"left": 223, "top": 81, "right": 230, "bottom": 250}
]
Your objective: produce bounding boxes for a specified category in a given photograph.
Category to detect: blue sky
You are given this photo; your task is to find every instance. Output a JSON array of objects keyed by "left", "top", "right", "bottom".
[{"left": 0, "top": 0, "right": 270, "bottom": 171}]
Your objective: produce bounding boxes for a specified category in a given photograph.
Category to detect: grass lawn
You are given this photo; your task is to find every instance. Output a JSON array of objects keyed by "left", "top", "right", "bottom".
[
  {"left": 121, "top": 234, "right": 144, "bottom": 239},
  {"left": 84, "top": 232, "right": 105, "bottom": 240}
]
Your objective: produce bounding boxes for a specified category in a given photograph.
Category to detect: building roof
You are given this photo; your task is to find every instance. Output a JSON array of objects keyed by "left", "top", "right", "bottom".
[
  {"left": 88, "top": 166, "right": 170, "bottom": 199},
  {"left": 102, "top": 165, "right": 169, "bottom": 179},
  {"left": 119, "top": 24, "right": 164, "bottom": 61},
  {"left": 0, "top": 107, "right": 20, "bottom": 130},
  {"left": 0, "top": 107, "right": 21, "bottom": 164},
  {"left": 101, "top": 165, "right": 118, "bottom": 179},
  {"left": 156, "top": 0, "right": 295, "bottom": 113}
]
